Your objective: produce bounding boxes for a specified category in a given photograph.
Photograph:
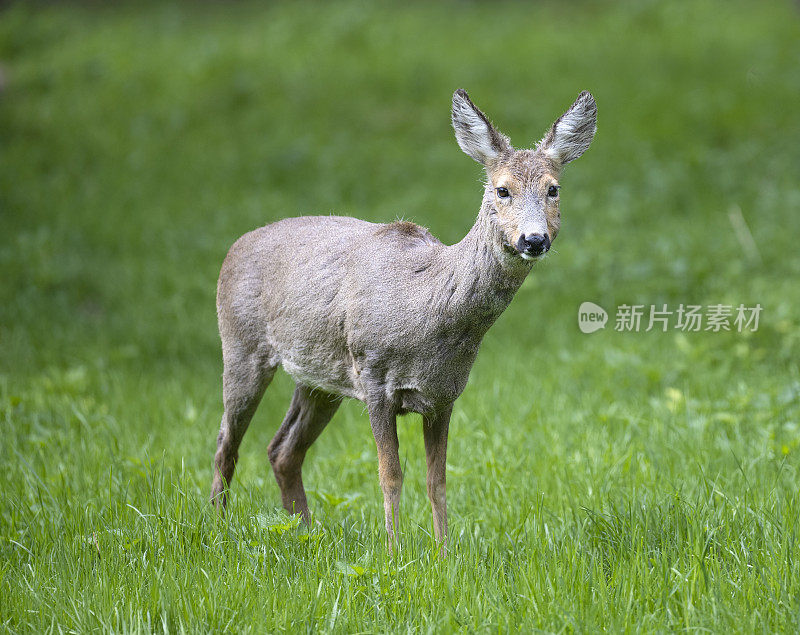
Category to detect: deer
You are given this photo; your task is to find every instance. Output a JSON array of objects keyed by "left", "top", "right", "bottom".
[{"left": 210, "top": 89, "right": 597, "bottom": 550}]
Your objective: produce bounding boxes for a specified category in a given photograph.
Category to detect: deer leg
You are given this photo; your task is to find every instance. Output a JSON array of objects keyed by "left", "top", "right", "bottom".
[
  {"left": 423, "top": 405, "right": 452, "bottom": 551},
  {"left": 367, "top": 399, "right": 402, "bottom": 547},
  {"left": 267, "top": 384, "right": 341, "bottom": 522},
  {"left": 211, "top": 350, "right": 275, "bottom": 511}
]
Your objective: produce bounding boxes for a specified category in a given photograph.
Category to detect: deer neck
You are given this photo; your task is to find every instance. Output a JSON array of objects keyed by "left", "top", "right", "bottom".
[{"left": 438, "top": 188, "right": 532, "bottom": 329}]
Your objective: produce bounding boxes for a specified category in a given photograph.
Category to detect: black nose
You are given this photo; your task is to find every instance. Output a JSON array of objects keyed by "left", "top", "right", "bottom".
[{"left": 517, "top": 233, "right": 550, "bottom": 256}]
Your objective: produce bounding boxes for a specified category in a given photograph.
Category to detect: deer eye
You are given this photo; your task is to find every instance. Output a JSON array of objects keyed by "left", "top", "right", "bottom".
[
  {"left": 548, "top": 185, "right": 560, "bottom": 198},
  {"left": 496, "top": 187, "right": 510, "bottom": 198}
]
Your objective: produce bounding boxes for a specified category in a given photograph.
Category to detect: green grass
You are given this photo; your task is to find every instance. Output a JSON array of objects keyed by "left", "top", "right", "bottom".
[{"left": 2, "top": 0, "right": 800, "bottom": 631}]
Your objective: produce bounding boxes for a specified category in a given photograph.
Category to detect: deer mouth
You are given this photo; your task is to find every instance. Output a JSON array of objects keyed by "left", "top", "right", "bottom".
[
  {"left": 502, "top": 240, "right": 547, "bottom": 261},
  {"left": 519, "top": 250, "right": 550, "bottom": 262}
]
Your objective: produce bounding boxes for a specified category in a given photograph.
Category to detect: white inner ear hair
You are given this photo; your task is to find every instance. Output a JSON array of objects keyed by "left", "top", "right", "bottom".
[
  {"left": 544, "top": 106, "right": 594, "bottom": 163},
  {"left": 453, "top": 101, "right": 498, "bottom": 161}
]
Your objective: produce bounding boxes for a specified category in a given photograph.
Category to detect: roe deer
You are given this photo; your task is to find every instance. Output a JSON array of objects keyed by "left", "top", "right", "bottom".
[{"left": 211, "top": 89, "right": 597, "bottom": 549}]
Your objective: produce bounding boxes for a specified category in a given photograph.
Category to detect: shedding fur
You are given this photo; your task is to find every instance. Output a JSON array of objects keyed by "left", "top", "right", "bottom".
[{"left": 376, "top": 221, "right": 440, "bottom": 246}]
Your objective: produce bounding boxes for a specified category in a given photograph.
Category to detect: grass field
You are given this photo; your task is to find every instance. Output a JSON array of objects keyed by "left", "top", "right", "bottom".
[{"left": 2, "top": 1, "right": 800, "bottom": 631}]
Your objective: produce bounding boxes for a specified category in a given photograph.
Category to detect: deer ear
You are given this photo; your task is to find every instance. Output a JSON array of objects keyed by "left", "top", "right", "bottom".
[
  {"left": 451, "top": 89, "right": 510, "bottom": 165},
  {"left": 539, "top": 91, "right": 597, "bottom": 165}
]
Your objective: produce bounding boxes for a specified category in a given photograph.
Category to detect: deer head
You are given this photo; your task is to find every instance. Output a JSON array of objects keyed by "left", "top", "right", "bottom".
[{"left": 452, "top": 89, "right": 597, "bottom": 260}]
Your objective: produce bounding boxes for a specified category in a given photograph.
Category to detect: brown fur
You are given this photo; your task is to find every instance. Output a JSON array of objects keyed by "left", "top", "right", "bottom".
[{"left": 376, "top": 220, "right": 440, "bottom": 245}]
